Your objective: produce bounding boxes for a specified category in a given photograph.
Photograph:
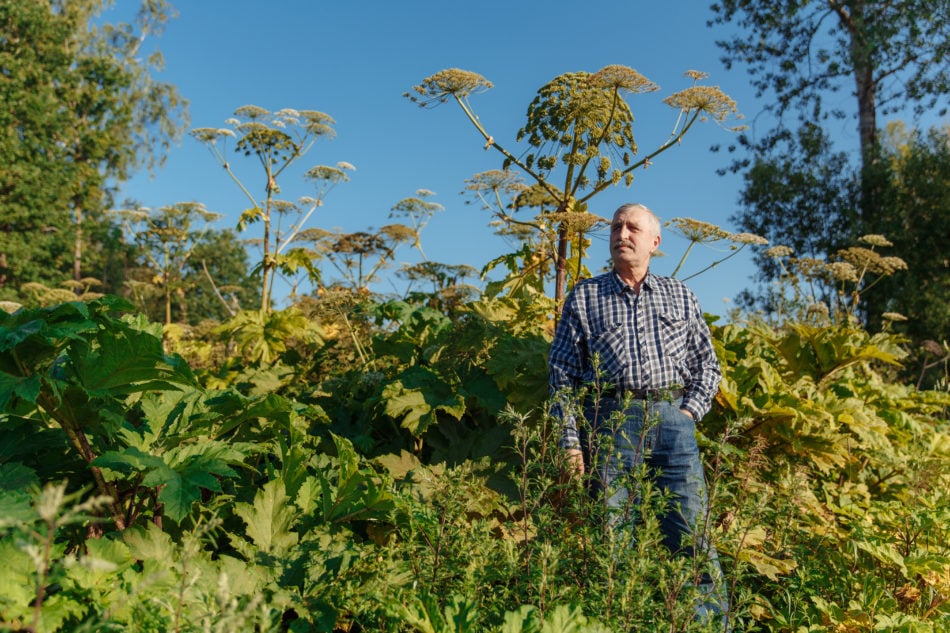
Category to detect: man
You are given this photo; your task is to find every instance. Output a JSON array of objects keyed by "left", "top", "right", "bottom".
[{"left": 548, "top": 203, "right": 729, "bottom": 625}]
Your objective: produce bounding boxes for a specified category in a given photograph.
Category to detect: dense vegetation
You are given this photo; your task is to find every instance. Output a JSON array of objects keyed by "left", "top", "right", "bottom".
[
  {"left": 3, "top": 2, "right": 950, "bottom": 631},
  {"left": 1, "top": 276, "right": 948, "bottom": 631}
]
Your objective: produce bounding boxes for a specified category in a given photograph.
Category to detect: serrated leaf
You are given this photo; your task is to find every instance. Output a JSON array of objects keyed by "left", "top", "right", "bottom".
[
  {"left": 148, "top": 464, "right": 212, "bottom": 524},
  {"left": 93, "top": 446, "right": 166, "bottom": 476},
  {"left": 379, "top": 366, "right": 465, "bottom": 435},
  {"left": 373, "top": 450, "right": 423, "bottom": 481},
  {"left": 0, "top": 488, "right": 37, "bottom": 527},
  {"left": 0, "top": 462, "right": 40, "bottom": 492},
  {"left": 856, "top": 539, "right": 907, "bottom": 576},
  {"left": 0, "top": 542, "right": 35, "bottom": 612},
  {"left": 234, "top": 479, "right": 299, "bottom": 556},
  {"left": 72, "top": 322, "right": 195, "bottom": 396},
  {"left": 738, "top": 548, "right": 799, "bottom": 581},
  {"left": 499, "top": 605, "right": 542, "bottom": 633},
  {"left": 0, "top": 372, "right": 42, "bottom": 409},
  {"left": 122, "top": 523, "right": 176, "bottom": 561}
]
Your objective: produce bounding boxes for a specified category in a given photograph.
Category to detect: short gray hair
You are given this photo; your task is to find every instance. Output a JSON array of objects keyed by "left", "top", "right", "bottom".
[{"left": 613, "top": 203, "right": 661, "bottom": 237}]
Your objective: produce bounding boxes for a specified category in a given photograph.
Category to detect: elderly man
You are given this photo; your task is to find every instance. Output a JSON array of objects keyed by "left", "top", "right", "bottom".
[{"left": 548, "top": 202, "right": 729, "bottom": 625}]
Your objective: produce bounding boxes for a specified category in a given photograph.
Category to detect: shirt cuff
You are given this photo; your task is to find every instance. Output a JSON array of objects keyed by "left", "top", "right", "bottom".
[
  {"left": 559, "top": 421, "right": 581, "bottom": 450},
  {"left": 680, "top": 400, "right": 703, "bottom": 420}
]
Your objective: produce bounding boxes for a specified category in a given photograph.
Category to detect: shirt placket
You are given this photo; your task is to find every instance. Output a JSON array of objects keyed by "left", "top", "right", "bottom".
[{"left": 628, "top": 289, "right": 649, "bottom": 388}]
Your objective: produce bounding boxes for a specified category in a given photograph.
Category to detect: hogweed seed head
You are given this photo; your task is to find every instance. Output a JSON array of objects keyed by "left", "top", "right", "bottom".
[
  {"left": 791, "top": 257, "right": 826, "bottom": 277},
  {"left": 859, "top": 234, "right": 893, "bottom": 248},
  {"left": 826, "top": 261, "right": 859, "bottom": 283},
  {"left": 668, "top": 217, "right": 730, "bottom": 242},
  {"left": 806, "top": 302, "right": 830, "bottom": 318},
  {"left": 407, "top": 69, "right": 493, "bottom": 107},
  {"left": 556, "top": 211, "right": 605, "bottom": 233},
  {"left": 663, "top": 85, "right": 739, "bottom": 122},
  {"left": 764, "top": 245, "right": 793, "bottom": 258},
  {"left": 839, "top": 247, "right": 908, "bottom": 275},
  {"left": 729, "top": 232, "right": 768, "bottom": 245},
  {"left": 589, "top": 65, "right": 659, "bottom": 94}
]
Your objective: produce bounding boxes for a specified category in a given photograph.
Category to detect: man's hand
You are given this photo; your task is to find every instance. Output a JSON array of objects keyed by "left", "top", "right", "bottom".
[
  {"left": 564, "top": 448, "right": 585, "bottom": 476},
  {"left": 680, "top": 408, "right": 695, "bottom": 420}
]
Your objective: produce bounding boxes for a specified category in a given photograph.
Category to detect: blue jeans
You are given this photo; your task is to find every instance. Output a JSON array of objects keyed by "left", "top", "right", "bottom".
[{"left": 584, "top": 394, "right": 730, "bottom": 626}]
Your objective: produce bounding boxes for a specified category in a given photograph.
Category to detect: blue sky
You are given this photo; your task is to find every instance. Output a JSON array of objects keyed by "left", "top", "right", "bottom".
[{"left": 113, "top": 1, "right": 840, "bottom": 317}]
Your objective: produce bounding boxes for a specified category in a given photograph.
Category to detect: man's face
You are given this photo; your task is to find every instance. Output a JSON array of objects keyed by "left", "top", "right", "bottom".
[{"left": 609, "top": 207, "right": 661, "bottom": 269}]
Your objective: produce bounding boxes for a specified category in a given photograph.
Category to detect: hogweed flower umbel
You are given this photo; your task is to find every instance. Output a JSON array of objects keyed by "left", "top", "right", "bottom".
[{"left": 406, "top": 69, "right": 494, "bottom": 107}]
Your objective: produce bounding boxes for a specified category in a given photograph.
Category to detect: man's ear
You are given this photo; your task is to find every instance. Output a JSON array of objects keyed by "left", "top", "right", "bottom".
[{"left": 653, "top": 234, "right": 662, "bottom": 251}]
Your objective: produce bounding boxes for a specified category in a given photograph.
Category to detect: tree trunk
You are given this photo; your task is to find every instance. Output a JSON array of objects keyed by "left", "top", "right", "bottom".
[{"left": 846, "top": 1, "right": 878, "bottom": 163}]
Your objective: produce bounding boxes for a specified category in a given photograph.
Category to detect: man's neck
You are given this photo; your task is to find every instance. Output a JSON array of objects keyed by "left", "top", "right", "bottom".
[{"left": 615, "top": 265, "right": 649, "bottom": 292}]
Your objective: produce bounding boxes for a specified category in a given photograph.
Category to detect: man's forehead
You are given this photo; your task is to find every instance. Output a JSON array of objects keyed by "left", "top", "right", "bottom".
[{"left": 612, "top": 208, "right": 649, "bottom": 223}]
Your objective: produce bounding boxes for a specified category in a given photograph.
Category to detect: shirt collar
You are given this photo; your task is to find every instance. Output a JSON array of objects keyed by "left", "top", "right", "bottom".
[{"left": 610, "top": 269, "right": 655, "bottom": 294}]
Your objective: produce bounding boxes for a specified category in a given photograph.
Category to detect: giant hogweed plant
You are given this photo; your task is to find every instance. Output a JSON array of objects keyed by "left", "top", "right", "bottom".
[
  {"left": 700, "top": 238, "right": 950, "bottom": 629},
  {"left": 406, "top": 66, "right": 745, "bottom": 308},
  {"left": 0, "top": 296, "right": 318, "bottom": 532},
  {"left": 191, "top": 106, "right": 354, "bottom": 313},
  {"left": 3, "top": 230, "right": 949, "bottom": 630}
]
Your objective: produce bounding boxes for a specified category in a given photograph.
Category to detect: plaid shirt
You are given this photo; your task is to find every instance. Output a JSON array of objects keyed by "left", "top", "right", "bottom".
[{"left": 549, "top": 270, "right": 722, "bottom": 449}]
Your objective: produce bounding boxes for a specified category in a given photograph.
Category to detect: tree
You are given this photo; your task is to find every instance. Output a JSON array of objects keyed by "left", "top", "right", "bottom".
[
  {"left": 0, "top": 0, "right": 186, "bottom": 301},
  {"left": 711, "top": 0, "right": 950, "bottom": 321},
  {"left": 185, "top": 229, "right": 261, "bottom": 324},
  {"left": 731, "top": 124, "right": 862, "bottom": 312},
  {"left": 866, "top": 124, "right": 950, "bottom": 351},
  {"left": 115, "top": 202, "right": 230, "bottom": 324},
  {"left": 710, "top": 0, "right": 950, "bottom": 162},
  {"left": 406, "top": 67, "right": 743, "bottom": 310}
]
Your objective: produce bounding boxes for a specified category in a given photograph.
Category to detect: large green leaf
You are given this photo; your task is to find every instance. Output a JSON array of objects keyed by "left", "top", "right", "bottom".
[
  {"left": 71, "top": 319, "right": 195, "bottom": 396},
  {"left": 121, "top": 522, "right": 177, "bottom": 562},
  {"left": 0, "top": 373, "right": 41, "bottom": 410},
  {"left": 379, "top": 366, "right": 465, "bottom": 436},
  {"left": 313, "top": 434, "right": 395, "bottom": 525},
  {"left": 233, "top": 479, "right": 299, "bottom": 556},
  {"left": 94, "top": 441, "right": 245, "bottom": 523},
  {"left": 483, "top": 331, "right": 549, "bottom": 412}
]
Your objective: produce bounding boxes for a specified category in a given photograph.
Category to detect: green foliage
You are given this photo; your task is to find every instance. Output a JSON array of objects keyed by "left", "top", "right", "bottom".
[
  {"left": 0, "top": 274, "right": 950, "bottom": 633},
  {"left": 710, "top": 0, "right": 949, "bottom": 141},
  {"left": 706, "top": 318, "right": 950, "bottom": 629},
  {"left": 0, "top": 0, "right": 187, "bottom": 301},
  {"left": 113, "top": 202, "right": 259, "bottom": 324},
  {"left": 714, "top": 1, "right": 949, "bottom": 340},
  {"left": 0, "top": 481, "right": 283, "bottom": 632},
  {"left": 730, "top": 123, "right": 862, "bottom": 315},
  {"left": 2, "top": 291, "right": 948, "bottom": 631},
  {"left": 864, "top": 124, "right": 950, "bottom": 383},
  {"left": 0, "top": 296, "right": 314, "bottom": 530},
  {"left": 313, "top": 297, "right": 549, "bottom": 464}
]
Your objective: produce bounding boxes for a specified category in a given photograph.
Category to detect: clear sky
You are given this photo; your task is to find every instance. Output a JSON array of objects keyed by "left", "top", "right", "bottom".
[{"left": 112, "top": 1, "right": 818, "bottom": 317}]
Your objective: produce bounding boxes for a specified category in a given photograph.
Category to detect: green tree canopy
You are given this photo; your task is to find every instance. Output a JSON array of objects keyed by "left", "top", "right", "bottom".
[
  {"left": 711, "top": 0, "right": 950, "bottom": 327},
  {"left": 866, "top": 124, "right": 950, "bottom": 351},
  {"left": 0, "top": 0, "right": 186, "bottom": 302}
]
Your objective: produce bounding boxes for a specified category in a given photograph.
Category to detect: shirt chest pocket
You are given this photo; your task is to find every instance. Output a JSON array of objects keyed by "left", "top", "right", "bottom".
[
  {"left": 588, "top": 321, "right": 628, "bottom": 382},
  {"left": 658, "top": 313, "right": 690, "bottom": 357}
]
